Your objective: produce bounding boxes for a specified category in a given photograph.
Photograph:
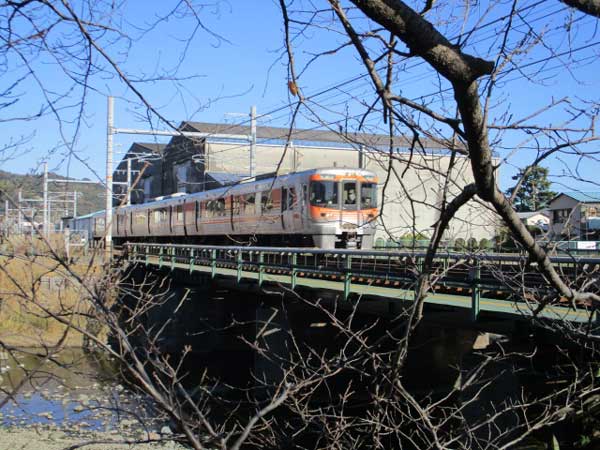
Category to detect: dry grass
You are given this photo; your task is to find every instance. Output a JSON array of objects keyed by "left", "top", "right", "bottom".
[{"left": 0, "top": 236, "right": 105, "bottom": 348}]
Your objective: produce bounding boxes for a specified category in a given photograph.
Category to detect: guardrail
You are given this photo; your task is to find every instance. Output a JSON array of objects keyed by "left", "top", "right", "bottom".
[{"left": 122, "top": 243, "right": 598, "bottom": 324}]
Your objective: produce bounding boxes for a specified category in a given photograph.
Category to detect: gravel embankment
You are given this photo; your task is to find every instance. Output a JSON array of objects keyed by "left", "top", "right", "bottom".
[{"left": 0, "top": 426, "right": 189, "bottom": 450}]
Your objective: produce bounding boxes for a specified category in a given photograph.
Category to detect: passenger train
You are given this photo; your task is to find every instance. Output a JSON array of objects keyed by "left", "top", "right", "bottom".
[{"left": 70, "top": 168, "right": 379, "bottom": 249}]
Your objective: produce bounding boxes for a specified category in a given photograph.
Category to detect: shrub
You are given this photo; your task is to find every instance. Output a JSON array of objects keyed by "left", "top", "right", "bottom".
[{"left": 454, "top": 238, "right": 466, "bottom": 251}]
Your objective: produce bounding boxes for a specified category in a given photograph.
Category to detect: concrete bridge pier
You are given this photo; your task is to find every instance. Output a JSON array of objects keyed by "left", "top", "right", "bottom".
[
  {"left": 402, "top": 325, "right": 490, "bottom": 392},
  {"left": 253, "top": 304, "right": 290, "bottom": 394}
]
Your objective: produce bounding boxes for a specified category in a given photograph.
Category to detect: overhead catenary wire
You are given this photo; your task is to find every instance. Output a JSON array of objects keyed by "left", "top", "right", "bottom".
[{"left": 197, "top": 2, "right": 589, "bottom": 162}]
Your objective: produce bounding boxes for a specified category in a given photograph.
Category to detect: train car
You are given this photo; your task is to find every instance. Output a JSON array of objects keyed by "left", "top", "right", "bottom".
[{"left": 72, "top": 168, "right": 379, "bottom": 249}]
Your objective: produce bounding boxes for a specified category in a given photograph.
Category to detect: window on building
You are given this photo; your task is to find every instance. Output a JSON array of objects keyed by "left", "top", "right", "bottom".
[
  {"left": 174, "top": 162, "right": 190, "bottom": 193},
  {"left": 143, "top": 178, "right": 152, "bottom": 201},
  {"left": 585, "top": 206, "right": 598, "bottom": 217},
  {"left": 553, "top": 208, "right": 571, "bottom": 224}
]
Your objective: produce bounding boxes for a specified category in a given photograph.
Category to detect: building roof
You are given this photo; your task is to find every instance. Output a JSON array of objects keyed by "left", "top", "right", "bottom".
[
  {"left": 552, "top": 192, "right": 600, "bottom": 204},
  {"left": 132, "top": 142, "right": 166, "bottom": 154},
  {"left": 205, "top": 172, "right": 250, "bottom": 187},
  {"left": 125, "top": 142, "right": 166, "bottom": 159},
  {"left": 516, "top": 211, "right": 549, "bottom": 219},
  {"left": 182, "top": 121, "right": 451, "bottom": 150}
]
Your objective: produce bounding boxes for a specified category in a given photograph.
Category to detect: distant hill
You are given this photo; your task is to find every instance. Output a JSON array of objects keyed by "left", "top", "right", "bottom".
[{"left": 0, "top": 170, "right": 104, "bottom": 223}]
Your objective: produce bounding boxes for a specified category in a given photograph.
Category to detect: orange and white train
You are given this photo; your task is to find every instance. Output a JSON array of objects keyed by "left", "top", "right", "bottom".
[{"left": 71, "top": 168, "right": 379, "bottom": 249}]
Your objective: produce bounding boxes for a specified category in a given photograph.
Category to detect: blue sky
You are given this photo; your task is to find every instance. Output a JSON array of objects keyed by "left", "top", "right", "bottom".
[{"left": 1, "top": 0, "right": 598, "bottom": 194}]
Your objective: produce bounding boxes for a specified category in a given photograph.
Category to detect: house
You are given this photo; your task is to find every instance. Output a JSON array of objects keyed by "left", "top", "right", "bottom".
[
  {"left": 516, "top": 211, "right": 549, "bottom": 232},
  {"left": 113, "top": 121, "right": 500, "bottom": 243},
  {"left": 547, "top": 192, "right": 600, "bottom": 239}
]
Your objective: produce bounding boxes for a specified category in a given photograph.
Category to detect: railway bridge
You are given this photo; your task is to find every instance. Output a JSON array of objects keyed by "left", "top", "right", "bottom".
[
  {"left": 121, "top": 243, "right": 598, "bottom": 330},
  {"left": 115, "top": 243, "right": 599, "bottom": 392}
]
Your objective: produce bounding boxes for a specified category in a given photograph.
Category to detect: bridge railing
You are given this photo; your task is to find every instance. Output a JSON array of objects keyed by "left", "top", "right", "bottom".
[
  {"left": 123, "top": 242, "right": 600, "bottom": 300},
  {"left": 121, "top": 242, "right": 599, "bottom": 323}
]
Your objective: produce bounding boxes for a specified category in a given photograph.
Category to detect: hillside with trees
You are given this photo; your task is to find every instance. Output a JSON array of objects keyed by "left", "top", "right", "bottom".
[{"left": 0, "top": 170, "right": 104, "bottom": 222}]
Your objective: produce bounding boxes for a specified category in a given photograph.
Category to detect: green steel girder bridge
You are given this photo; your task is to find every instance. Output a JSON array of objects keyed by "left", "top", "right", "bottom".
[{"left": 123, "top": 243, "right": 599, "bottom": 326}]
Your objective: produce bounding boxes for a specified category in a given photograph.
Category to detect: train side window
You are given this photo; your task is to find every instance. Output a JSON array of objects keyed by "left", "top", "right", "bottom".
[
  {"left": 232, "top": 196, "right": 241, "bottom": 216},
  {"left": 289, "top": 188, "right": 297, "bottom": 210},
  {"left": 242, "top": 193, "right": 256, "bottom": 215},
  {"left": 282, "top": 187, "right": 288, "bottom": 211},
  {"left": 302, "top": 184, "right": 308, "bottom": 207},
  {"left": 261, "top": 190, "right": 274, "bottom": 212},
  {"left": 217, "top": 198, "right": 225, "bottom": 216},
  {"left": 176, "top": 204, "right": 184, "bottom": 222}
]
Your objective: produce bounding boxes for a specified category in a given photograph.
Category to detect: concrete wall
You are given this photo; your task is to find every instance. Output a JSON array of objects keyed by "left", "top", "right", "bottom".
[{"left": 205, "top": 141, "right": 498, "bottom": 242}]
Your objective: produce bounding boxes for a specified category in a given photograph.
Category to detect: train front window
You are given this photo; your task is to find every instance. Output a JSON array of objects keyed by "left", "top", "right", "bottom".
[
  {"left": 342, "top": 181, "right": 357, "bottom": 210},
  {"left": 310, "top": 181, "right": 338, "bottom": 207},
  {"left": 360, "top": 182, "right": 378, "bottom": 209}
]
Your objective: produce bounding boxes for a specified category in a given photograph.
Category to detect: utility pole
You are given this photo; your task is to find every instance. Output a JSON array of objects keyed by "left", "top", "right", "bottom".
[
  {"left": 250, "top": 105, "right": 256, "bottom": 178},
  {"left": 17, "top": 190, "right": 22, "bottom": 234},
  {"left": 290, "top": 140, "right": 297, "bottom": 172},
  {"left": 73, "top": 191, "right": 78, "bottom": 217},
  {"left": 43, "top": 162, "right": 48, "bottom": 237},
  {"left": 358, "top": 144, "right": 364, "bottom": 169},
  {"left": 127, "top": 158, "right": 132, "bottom": 206},
  {"left": 3, "top": 199, "right": 8, "bottom": 237},
  {"left": 105, "top": 96, "right": 114, "bottom": 259}
]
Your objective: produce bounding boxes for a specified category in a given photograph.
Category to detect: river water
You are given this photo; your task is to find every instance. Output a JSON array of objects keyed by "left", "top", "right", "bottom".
[{"left": 0, "top": 348, "right": 161, "bottom": 434}]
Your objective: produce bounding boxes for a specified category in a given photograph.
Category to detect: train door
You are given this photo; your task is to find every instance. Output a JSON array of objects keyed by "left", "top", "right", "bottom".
[
  {"left": 301, "top": 183, "right": 308, "bottom": 227},
  {"left": 281, "top": 187, "right": 289, "bottom": 230},
  {"left": 282, "top": 187, "right": 301, "bottom": 231},
  {"left": 231, "top": 195, "right": 239, "bottom": 232},
  {"left": 290, "top": 186, "right": 302, "bottom": 229}
]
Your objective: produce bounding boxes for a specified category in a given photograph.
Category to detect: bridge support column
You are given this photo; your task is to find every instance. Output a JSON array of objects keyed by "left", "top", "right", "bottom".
[
  {"left": 254, "top": 304, "right": 291, "bottom": 396},
  {"left": 470, "top": 262, "right": 481, "bottom": 322},
  {"left": 404, "top": 325, "right": 490, "bottom": 391}
]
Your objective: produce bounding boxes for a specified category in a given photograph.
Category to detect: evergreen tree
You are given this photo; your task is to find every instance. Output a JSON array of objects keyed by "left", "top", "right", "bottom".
[{"left": 506, "top": 166, "right": 556, "bottom": 212}]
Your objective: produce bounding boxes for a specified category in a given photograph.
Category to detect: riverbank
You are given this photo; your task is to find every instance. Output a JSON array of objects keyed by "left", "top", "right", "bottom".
[
  {"left": 0, "top": 348, "right": 188, "bottom": 449},
  {"left": 0, "top": 427, "right": 188, "bottom": 450},
  {"left": 0, "top": 249, "right": 107, "bottom": 348}
]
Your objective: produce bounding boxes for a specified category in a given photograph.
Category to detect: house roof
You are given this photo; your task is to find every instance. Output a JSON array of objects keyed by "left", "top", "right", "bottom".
[
  {"left": 516, "top": 211, "right": 549, "bottom": 219},
  {"left": 551, "top": 192, "right": 600, "bottom": 204},
  {"left": 182, "top": 121, "right": 452, "bottom": 150}
]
